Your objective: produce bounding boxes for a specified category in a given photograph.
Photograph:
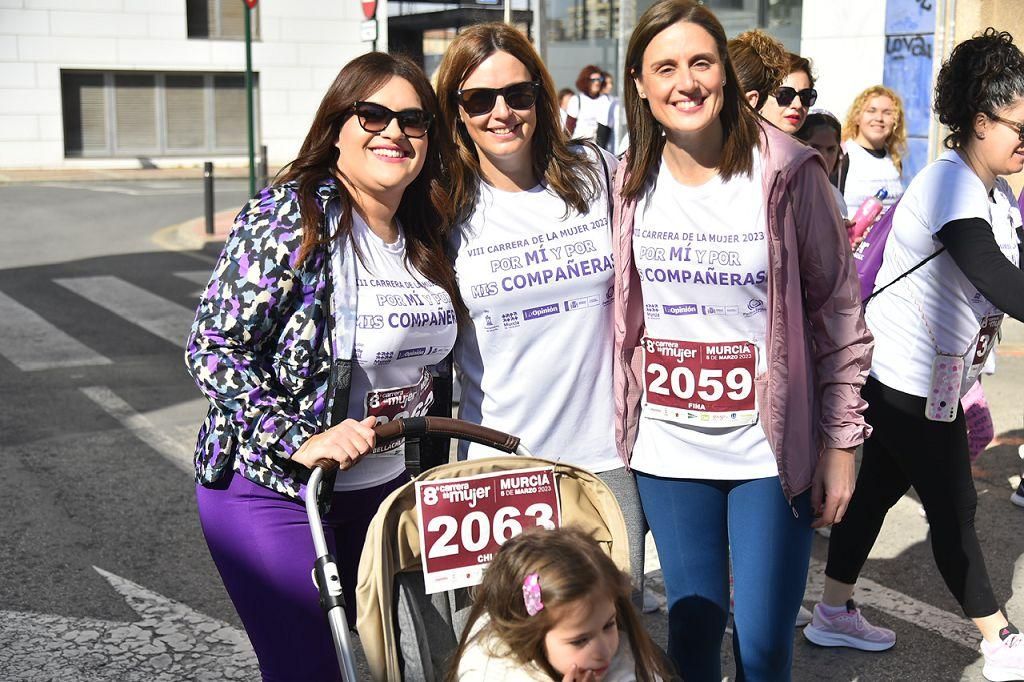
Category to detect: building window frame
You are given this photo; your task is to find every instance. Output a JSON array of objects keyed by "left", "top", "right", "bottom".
[{"left": 61, "top": 69, "right": 259, "bottom": 159}]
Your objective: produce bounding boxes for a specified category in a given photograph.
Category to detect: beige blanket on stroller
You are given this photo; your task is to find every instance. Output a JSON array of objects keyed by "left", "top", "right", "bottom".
[{"left": 356, "top": 456, "right": 630, "bottom": 681}]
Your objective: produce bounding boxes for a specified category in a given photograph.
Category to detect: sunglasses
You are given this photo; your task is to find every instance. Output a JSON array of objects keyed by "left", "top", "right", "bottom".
[
  {"left": 346, "top": 101, "right": 432, "bottom": 139},
  {"left": 456, "top": 81, "right": 541, "bottom": 116},
  {"left": 773, "top": 87, "right": 818, "bottom": 108},
  {"left": 987, "top": 112, "right": 1024, "bottom": 142},
  {"left": 589, "top": 75, "right": 605, "bottom": 82}
]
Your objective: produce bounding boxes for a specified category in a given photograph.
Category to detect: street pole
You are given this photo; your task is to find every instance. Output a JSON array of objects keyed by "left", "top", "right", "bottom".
[
  {"left": 504, "top": 0, "right": 511, "bottom": 24},
  {"left": 244, "top": 2, "right": 256, "bottom": 197}
]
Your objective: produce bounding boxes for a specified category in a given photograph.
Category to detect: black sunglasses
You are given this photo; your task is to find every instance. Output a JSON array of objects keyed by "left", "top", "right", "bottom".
[
  {"left": 987, "top": 112, "right": 1024, "bottom": 142},
  {"left": 456, "top": 81, "right": 541, "bottom": 116},
  {"left": 773, "top": 87, "right": 817, "bottom": 108},
  {"left": 346, "top": 101, "right": 432, "bottom": 138}
]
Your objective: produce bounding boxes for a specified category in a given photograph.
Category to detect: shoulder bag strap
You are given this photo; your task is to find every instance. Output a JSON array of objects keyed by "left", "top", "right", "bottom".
[
  {"left": 864, "top": 247, "right": 946, "bottom": 305},
  {"left": 321, "top": 201, "right": 353, "bottom": 430}
]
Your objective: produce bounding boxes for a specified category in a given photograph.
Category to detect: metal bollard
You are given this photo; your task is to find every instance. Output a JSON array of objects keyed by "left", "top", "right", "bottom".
[
  {"left": 259, "top": 144, "right": 269, "bottom": 190},
  {"left": 204, "top": 161, "right": 215, "bottom": 236}
]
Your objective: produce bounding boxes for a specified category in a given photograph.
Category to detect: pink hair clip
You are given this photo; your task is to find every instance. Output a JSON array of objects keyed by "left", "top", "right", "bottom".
[{"left": 522, "top": 572, "right": 544, "bottom": 616}]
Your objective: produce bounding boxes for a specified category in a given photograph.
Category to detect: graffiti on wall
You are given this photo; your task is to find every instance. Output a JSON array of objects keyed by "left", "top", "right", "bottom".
[{"left": 883, "top": 0, "right": 937, "bottom": 181}]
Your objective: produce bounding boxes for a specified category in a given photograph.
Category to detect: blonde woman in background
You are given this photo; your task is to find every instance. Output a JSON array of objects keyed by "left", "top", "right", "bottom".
[{"left": 840, "top": 84, "right": 906, "bottom": 216}]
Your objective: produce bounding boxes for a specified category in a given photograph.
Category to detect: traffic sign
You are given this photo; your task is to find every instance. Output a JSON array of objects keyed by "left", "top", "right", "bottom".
[
  {"left": 362, "top": 0, "right": 376, "bottom": 19},
  {"left": 360, "top": 19, "right": 377, "bottom": 42},
  {"left": 244, "top": 0, "right": 258, "bottom": 8}
]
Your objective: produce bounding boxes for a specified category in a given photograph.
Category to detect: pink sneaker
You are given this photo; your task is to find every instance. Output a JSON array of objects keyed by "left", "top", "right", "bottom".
[
  {"left": 982, "top": 627, "right": 1024, "bottom": 681},
  {"left": 802, "top": 600, "right": 896, "bottom": 651}
]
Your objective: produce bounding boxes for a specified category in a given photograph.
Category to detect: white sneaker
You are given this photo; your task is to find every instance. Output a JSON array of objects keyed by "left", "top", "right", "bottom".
[
  {"left": 795, "top": 605, "right": 813, "bottom": 628},
  {"left": 1012, "top": 480, "right": 1024, "bottom": 509},
  {"left": 982, "top": 629, "right": 1024, "bottom": 681}
]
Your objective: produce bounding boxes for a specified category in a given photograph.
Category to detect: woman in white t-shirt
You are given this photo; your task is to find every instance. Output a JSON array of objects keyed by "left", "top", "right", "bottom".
[
  {"left": 806, "top": 31, "right": 1024, "bottom": 681},
  {"left": 435, "top": 23, "right": 649, "bottom": 606},
  {"left": 840, "top": 85, "right": 906, "bottom": 216},
  {"left": 614, "top": 2, "right": 871, "bottom": 678},
  {"left": 566, "top": 64, "right": 616, "bottom": 151}
]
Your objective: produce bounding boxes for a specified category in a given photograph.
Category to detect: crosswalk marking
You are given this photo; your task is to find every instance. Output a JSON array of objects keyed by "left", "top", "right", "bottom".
[
  {"left": 55, "top": 276, "right": 195, "bottom": 347},
  {"left": 174, "top": 270, "right": 212, "bottom": 286},
  {"left": 0, "top": 291, "right": 111, "bottom": 371},
  {"left": 80, "top": 386, "right": 193, "bottom": 474}
]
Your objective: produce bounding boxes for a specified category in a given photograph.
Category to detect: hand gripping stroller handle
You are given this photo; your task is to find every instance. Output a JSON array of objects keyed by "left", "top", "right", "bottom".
[{"left": 311, "top": 417, "right": 523, "bottom": 474}]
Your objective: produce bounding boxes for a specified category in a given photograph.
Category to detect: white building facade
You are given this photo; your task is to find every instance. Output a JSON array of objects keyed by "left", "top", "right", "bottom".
[
  {"left": 0, "top": 0, "right": 1011, "bottom": 179},
  {"left": 0, "top": 0, "right": 370, "bottom": 169}
]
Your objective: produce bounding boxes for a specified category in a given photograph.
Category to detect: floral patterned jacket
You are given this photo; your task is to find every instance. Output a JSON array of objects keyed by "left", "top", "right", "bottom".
[{"left": 185, "top": 179, "right": 342, "bottom": 502}]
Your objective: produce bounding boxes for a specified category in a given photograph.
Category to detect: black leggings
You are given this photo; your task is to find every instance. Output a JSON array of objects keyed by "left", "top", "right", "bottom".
[{"left": 825, "top": 376, "right": 999, "bottom": 618}]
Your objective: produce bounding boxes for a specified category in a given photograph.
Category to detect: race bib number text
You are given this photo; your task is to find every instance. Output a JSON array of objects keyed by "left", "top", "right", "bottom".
[
  {"left": 415, "top": 467, "right": 561, "bottom": 593},
  {"left": 641, "top": 337, "right": 758, "bottom": 427}
]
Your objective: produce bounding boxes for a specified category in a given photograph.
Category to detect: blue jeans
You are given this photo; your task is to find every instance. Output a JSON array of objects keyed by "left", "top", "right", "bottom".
[{"left": 635, "top": 473, "right": 812, "bottom": 682}]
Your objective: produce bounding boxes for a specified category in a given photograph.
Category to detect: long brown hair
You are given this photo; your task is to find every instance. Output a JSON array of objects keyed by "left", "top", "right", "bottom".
[
  {"left": 727, "top": 29, "right": 788, "bottom": 112},
  {"left": 842, "top": 84, "right": 907, "bottom": 173},
  {"left": 623, "top": 0, "right": 762, "bottom": 200},
  {"left": 277, "top": 52, "right": 466, "bottom": 322},
  {"left": 447, "top": 526, "right": 672, "bottom": 681},
  {"left": 435, "top": 23, "right": 601, "bottom": 222}
]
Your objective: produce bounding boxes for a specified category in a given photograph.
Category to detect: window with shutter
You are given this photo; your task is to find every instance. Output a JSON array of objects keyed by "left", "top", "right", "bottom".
[
  {"left": 166, "top": 75, "right": 207, "bottom": 151},
  {"left": 60, "top": 69, "right": 258, "bottom": 157},
  {"left": 213, "top": 74, "right": 247, "bottom": 151},
  {"left": 62, "top": 73, "right": 109, "bottom": 157},
  {"left": 186, "top": 0, "right": 259, "bottom": 40},
  {"left": 114, "top": 74, "right": 158, "bottom": 153}
]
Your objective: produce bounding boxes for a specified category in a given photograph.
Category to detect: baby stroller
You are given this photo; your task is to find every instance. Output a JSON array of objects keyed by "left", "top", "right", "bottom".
[{"left": 306, "top": 416, "right": 630, "bottom": 681}]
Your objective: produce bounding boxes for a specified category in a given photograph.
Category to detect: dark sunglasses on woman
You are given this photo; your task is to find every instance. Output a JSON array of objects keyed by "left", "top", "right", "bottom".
[
  {"left": 456, "top": 81, "right": 541, "bottom": 116},
  {"left": 347, "top": 101, "right": 432, "bottom": 139},
  {"left": 773, "top": 86, "right": 818, "bottom": 108}
]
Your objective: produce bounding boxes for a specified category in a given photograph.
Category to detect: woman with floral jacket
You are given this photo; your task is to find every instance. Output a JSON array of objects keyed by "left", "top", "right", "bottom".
[{"left": 185, "top": 52, "right": 464, "bottom": 681}]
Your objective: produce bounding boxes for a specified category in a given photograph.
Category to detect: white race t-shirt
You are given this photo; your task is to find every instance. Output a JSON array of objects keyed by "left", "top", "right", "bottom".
[
  {"left": 452, "top": 147, "right": 621, "bottom": 473},
  {"left": 630, "top": 154, "right": 777, "bottom": 481},
  {"left": 843, "top": 142, "right": 904, "bottom": 217},
  {"left": 336, "top": 215, "right": 458, "bottom": 491},
  {"left": 566, "top": 93, "right": 613, "bottom": 142},
  {"left": 866, "top": 150, "right": 1021, "bottom": 398}
]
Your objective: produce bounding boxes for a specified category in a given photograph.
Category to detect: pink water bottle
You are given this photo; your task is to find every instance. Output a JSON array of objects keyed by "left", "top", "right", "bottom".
[{"left": 848, "top": 188, "right": 888, "bottom": 245}]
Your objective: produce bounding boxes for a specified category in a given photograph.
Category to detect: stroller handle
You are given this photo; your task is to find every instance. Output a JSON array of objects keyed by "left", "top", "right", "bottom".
[{"left": 312, "top": 416, "right": 523, "bottom": 473}]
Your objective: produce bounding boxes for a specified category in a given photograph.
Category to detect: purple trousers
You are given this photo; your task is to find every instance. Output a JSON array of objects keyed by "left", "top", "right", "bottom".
[{"left": 196, "top": 468, "right": 408, "bottom": 682}]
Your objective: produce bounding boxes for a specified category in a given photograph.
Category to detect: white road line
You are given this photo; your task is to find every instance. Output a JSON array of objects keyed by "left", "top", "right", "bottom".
[
  {"left": 55, "top": 276, "right": 194, "bottom": 347},
  {"left": 31, "top": 181, "right": 245, "bottom": 196},
  {"left": 806, "top": 559, "right": 977, "bottom": 649},
  {"left": 644, "top": 552, "right": 977, "bottom": 649},
  {"left": 79, "top": 386, "right": 192, "bottom": 474},
  {"left": 0, "top": 291, "right": 111, "bottom": 371},
  {"left": 174, "top": 270, "right": 212, "bottom": 286}
]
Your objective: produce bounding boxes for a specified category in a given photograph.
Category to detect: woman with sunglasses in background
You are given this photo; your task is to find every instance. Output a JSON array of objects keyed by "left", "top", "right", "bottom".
[
  {"left": 760, "top": 53, "right": 816, "bottom": 135},
  {"left": 566, "top": 63, "right": 616, "bottom": 151},
  {"left": 614, "top": 1, "right": 871, "bottom": 677},
  {"left": 806, "top": 32, "right": 1024, "bottom": 681},
  {"left": 435, "top": 23, "right": 653, "bottom": 610},
  {"left": 186, "top": 52, "right": 464, "bottom": 681},
  {"left": 840, "top": 84, "right": 906, "bottom": 217}
]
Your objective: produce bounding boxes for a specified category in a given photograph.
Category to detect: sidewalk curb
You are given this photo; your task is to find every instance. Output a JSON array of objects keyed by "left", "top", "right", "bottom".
[{"left": 152, "top": 209, "right": 236, "bottom": 253}]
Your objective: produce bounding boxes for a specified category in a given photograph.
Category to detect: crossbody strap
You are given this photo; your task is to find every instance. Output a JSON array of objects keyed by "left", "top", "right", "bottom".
[{"left": 864, "top": 247, "right": 946, "bottom": 305}]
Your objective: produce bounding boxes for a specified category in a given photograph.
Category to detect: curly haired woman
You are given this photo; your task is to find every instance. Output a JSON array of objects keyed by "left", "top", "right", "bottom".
[
  {"left": 840, "top": 84, "right": 907, "bottom": 216},
  {"left": 806, "top": 31, "right": 1024, "bottom": 682}
]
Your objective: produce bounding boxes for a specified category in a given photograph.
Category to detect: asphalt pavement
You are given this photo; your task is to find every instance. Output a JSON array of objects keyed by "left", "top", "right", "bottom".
[{"left": 1, "top": 177, "right": 1023, "bottom": 681}]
